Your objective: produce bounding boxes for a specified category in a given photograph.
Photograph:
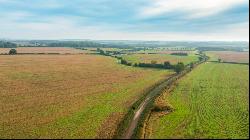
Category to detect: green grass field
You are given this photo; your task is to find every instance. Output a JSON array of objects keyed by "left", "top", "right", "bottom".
[
  {"left": 148, "top": 62, "right": 249, "bottom": 139},
  {"left": 122, "top": 54, "right": 199, "bottom": 65}
]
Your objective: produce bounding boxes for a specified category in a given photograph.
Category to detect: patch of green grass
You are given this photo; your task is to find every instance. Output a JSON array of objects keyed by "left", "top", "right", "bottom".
[
  {"left": 205, "top": 51, "right": 220, "bottom": 61},
  {"left": 150, "top": 62, "right": 249, "bottom": 139}
]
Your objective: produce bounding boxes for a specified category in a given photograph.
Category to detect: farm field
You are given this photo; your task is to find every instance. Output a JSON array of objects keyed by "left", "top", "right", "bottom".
[
  {"left": 147, "top": 62, "right": 249, "bottom": 139},
  {"left": 134, "top": 49, "right": 196, "bottom": 54},
  {"left": 0, "top": 47, "right": 91, "bottom": 54},
  {"left": 122, "top": 54, "right": 199, "bottom": 65},
  {"left": 0, "top": 54, "right": 174, "bottom": 139},
  {"left": 206, "top": 51, "right": 249, "bottom": 63}
]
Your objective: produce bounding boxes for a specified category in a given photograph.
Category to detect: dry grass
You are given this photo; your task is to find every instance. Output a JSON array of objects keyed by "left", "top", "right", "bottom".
[{"left": 0, "top": 54, "right": 173, "bottom": 138}]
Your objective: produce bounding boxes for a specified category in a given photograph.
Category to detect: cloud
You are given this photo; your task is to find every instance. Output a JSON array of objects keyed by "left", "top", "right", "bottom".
[
  {"left": 0, "top": 0, "right": 248, "bottom": 41},
  {"left": 1, "top": 16, "right": 248, "bottom": 41},
  {"left": 0, "top": 0, "right": 64, "bottom": 9},
  {"left": 140, "top": 0, "right": 248, "bottom": 18}
]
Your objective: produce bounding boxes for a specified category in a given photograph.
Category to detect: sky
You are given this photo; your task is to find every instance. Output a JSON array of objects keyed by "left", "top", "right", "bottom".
[{"left": 0, "top": 0, "right": 249, "bottom": 41}]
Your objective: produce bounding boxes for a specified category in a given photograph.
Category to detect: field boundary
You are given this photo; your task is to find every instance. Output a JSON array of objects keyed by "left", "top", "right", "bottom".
[
  {"left": 209, "top": 60, "right": 249, "bottom": 65},
  {"left": 0, "top": 53, "right": 87, "bottom": 55}
]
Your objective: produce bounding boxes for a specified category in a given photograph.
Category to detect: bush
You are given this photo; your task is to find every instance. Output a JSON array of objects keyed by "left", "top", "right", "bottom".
[
  {"left": 190, "top": 62, "right": 194, "bottom": 69},
  {"left": 164, "top": 61, "right": 172, "bottom": 69},
  {"left": 121, "top": 59, "right": 128, "bottom": 65},
  {"left": 198, "top": 56, "right": 203, "bottom": 61},
  {"left": 9, "top": 49, "right": 17, "bottom": 55},
  {"left": 116, "top": 56, "right": 122, "bottom": 60},
  {"left": 100, "top": 50, "right": 105, "bottom": 55},
  {"left": 174, "top": 62, "right": 185, "bottom": 73},
  {"left": 97, "top": 48, "right": 101, "bottom": 52},
  {"left": 127, "top": 62, "right": 132, "bottom": 66}
]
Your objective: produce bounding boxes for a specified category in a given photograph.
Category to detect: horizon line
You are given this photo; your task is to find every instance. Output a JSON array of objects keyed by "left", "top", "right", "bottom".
[{"left": 1, "top": 38, "right": 249, "bottom": 42}]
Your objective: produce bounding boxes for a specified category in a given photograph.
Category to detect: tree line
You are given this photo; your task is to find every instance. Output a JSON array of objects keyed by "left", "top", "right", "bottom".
[
  {"left": 0, "top": 41, "right": 17, "bottom": 48},
  {"left": 118, "top": 57, "right": 185, "bottom": 73},
  {"left": 170, "top": 52, "right": 188, "bottom": 56},
  {"left": 97, "top": 48, "right": 209, "bottom": 74}
]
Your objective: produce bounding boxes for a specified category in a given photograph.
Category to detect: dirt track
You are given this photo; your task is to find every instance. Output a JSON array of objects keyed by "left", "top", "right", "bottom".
[
  {"left": 122, "top": 74, "right": 178, "bottom": 139},
  {"left": 122, "top": 56, "right": 207, "bottom": 139}
]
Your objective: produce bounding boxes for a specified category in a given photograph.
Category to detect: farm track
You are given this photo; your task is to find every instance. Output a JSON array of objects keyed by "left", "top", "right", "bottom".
[
  {"left": 121, "top": 58, "right": 206, "bottom": 139},
  {"left": 122, "top": 74, "right": 177, "bottom": 139}
]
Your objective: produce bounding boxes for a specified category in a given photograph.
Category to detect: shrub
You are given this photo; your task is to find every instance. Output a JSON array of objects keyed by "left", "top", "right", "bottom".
[
  {"left": 174, "top": 62, "right": 185, "bottom": 73},
  {"left": 190, "top": 62, "right": 194, "bottom": 69},
  {"left": 127, "top": 62, "right": 132, "bottom": 66},
  {"left": 100, "top": 50, "right": 105, "bottom": 55},
  {"left": 198, "top": 56, "right": 203, "bottom": 61},
  {"left": 9, "top": 49, "right": 17, "bottom": 55},
  {"left": 164, "top": 61, "right": 172, "bottom": 69},
  {"left": 116, "top": 56, "right": 122, "bottom": 60},
  {"left": 97, "top": 48, "right": 101, "bottom": 52},
  {"left": 121, "top": 59, "right": 128, "bottom": 65}
]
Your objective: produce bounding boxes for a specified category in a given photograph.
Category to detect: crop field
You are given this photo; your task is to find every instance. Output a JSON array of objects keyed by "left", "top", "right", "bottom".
[
  {"left": 0, "top": 48, "right": 11, "bottom": 54},
  {"left": 101, "top": 48, "right": 130, "bottom": 52},
  {"left": 147, "top": 62, "right": 249, "bottom": 139},
  {"left": 0, "top": 47, "right": 90, "bottom": 54},
  {"left": 134, "top": 50, "right": 196, "bottom": 54},
  {"left": 0, "top": 54, "right": 173, "bottom": 139},
  {"left": 206, "top": 51, "right": 249, "bottom": 63},
  {"left": 122, "top": 54, "right": 199, "bottom": 65}
]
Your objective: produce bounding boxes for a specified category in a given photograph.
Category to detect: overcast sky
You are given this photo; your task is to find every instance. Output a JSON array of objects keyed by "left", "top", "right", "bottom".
[{"left": 0, "top": 0, "right": 249, "bottom": 41}]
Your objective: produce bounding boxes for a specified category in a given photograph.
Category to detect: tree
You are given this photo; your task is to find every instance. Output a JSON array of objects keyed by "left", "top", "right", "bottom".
[
  {"left": 127, "top": 62, "right": 132, "bottom": 66},
  {"left": 198, "top": 56, "right": 203, "bottom": 62},
  {"left": 97, "top": 48, "right": 101, "bottom": 52},
  {"left": 0, "top": 41, "right": 17, "bottom": 48},
  {"left": 174, "top": 62, "right": 185, "bottom": 73},
  {"left": 9, "top": 49, "right": 17, "bottom": 55},
  {"left": 164, "top": 61, "right": 171, "bottom": 69},
  {"left": 190, "top": 62, "right": 194, "bottom": 69},
  {"left": 99, "top": 49, "right": 105, "bottom": 55},
  {"left": 121, "top": 59, "right": 128, "bottom": 65}
]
